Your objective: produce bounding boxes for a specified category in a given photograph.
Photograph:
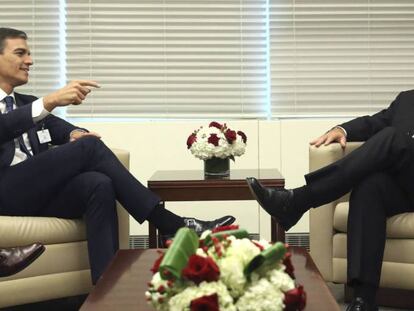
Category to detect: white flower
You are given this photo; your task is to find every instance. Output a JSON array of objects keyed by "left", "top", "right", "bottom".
[
  {"left": 225, "top": 237, "right": 261, "bottom": 265},
  {"left": 217, "top": 255, "right": 247, "bottom": 298},
  {"left": 235, "top": 277, "right": 285, "bottom": 311},
  {"left": 209, "top": 236, "right": 262, "bottom": 298},
  {"left": 146, "top": 229, "right": 303, "bottom": 311},
  {"left": 145, "top": 272, "right": 172, "bottom": 310},
  {"left": 187, "top": 122, "right": 247, "bottom": 160},
  {"left": 266, "top": 268, "right": 295, "bottom": 293}
]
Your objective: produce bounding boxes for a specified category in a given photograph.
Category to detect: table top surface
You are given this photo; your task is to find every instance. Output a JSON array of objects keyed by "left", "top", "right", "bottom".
[
  {"left": 148, "top": 168, "right": 283, "bottom": 183},
  {"left": 80, "top": 247, "right": 340, "bottom": 311}
]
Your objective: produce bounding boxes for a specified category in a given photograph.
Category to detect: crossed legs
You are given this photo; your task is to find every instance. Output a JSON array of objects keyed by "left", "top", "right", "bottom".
[
  {"left": 0, "top": 136, "right": 234, "bottom": 283},
  {"left": 0, "top": 137, "right": 157, "bottom": 283},
  {"left": 247, "top": 127, "right": 414, "bottom": 309}
]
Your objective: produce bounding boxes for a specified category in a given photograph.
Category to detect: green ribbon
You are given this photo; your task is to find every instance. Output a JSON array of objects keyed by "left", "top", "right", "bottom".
[
  {"left": 159, "top": 227, "right": 199, "bottom": 280},
  {"left": 202, "top": 229, "right": 249, "bottom": 247},
  {"left": 244, "top": 242, "right": 286, "bottom": 277}
]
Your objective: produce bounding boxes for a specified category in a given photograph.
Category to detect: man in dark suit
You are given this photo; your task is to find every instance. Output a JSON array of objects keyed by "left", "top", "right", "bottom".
[
  {"left": 0, "top": 27, "right": 235, "bottom": 284},
  {"left": 247, "top": 91, "right": 414, "bottom": 311}
]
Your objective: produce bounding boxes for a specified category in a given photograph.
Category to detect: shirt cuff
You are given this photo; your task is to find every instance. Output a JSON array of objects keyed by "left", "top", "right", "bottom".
[
  {"left": 32, "top": 98, "right": 50, "bottom": 122},
  {"left": 335, "top": 126, "right": 347, "bottom": 137}
]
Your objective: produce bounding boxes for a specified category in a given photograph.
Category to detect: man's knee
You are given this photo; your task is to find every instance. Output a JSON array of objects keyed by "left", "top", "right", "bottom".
[
  {"left": 350, "top": 173, "right": 390, "bottom": 209},
  {"left": 82, "top": 172, "right": 115, "bottom": 198},
  {"left": 357, "top": 172, "right": 388, "bottom": 189},
  {"left": 353, "top": 172, "right": 391, "bottom": 196},
  {"left": 376, "top": 126, "right": 408, "bottom": 143}
]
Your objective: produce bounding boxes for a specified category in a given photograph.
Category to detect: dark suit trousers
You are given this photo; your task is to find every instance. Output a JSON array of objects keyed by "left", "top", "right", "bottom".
[
  {"left": 305, "top": 127, "right": 414, "bottom": 287},
  {"left": 0, "top": 136, "right": 160, "bottom": 283}
]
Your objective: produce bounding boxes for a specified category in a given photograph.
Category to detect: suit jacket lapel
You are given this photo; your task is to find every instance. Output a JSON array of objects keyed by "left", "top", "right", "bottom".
[{"left": 14, "top": 93, "right": 40, "bottom": 155}]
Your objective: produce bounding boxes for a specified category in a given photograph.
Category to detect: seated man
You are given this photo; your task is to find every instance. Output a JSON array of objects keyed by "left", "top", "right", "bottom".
[
  {"left": 247, "top": 92, "right": 414, "bottom": 311},
  {"left": 0, "top": 28, "right": 235, "bottom": 285},
  {"left": 0, "top": 243, "right": 45, "bottom": 277}
]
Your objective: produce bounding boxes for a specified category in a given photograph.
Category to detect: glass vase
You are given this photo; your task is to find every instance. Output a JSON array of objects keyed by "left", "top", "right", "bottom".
[{"left": 204, "top": 157, "right": 230, "bottom": 178}]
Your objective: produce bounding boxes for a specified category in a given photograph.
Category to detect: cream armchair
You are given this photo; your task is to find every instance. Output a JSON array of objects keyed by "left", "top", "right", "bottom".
[
  {"left": 309, "top": 142, "right": 414, "bottom": 307},
  {"left": 0, "top": 148, "right": 130, "bottom": 308}
]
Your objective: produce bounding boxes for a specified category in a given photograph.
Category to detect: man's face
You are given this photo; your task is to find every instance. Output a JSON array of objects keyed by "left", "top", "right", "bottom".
[{"left": 0, "top": 38, "right": 33, "bottom": 92}]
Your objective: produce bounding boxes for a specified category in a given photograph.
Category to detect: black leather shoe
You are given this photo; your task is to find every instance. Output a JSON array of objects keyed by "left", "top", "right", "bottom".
[
  {"left": 183, "top": 215, "right": 236, "bottom": 236},
  {"left": 246, "top": 177, "right": 302, "bottom": 231},
  {"left": 159, "top": 216, "right": 236, "bottom": 247},
  {"left": 346, "top": 297, "right": 378, "bottom": 311},
  {"left": 0, "top": 243, "right": 45, "bottom": 277}
]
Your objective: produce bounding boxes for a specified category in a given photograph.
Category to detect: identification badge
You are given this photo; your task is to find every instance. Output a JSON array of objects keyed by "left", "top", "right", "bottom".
[{"left": 37, "top": 129, "right": 52, "bottom": 144}]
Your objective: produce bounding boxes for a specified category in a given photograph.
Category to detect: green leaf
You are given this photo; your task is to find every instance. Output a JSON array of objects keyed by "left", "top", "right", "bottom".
[
  {"left": 159, "top": 228, "right": 199, "bottom": 280},
  {"left": 244, "top": 242, "right": 286, "bottom": 278}
]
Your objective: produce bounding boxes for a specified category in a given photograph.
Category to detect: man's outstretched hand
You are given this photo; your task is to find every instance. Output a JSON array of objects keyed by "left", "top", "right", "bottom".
[
  {"left": 69, "top": 130, "right": 101, "bottom": 142},
  {"left": 43, "top": 80, "right": 100, "bottom": 112},
  {"left": 309, "top": 127, "right": 347, "bottom": 148}
]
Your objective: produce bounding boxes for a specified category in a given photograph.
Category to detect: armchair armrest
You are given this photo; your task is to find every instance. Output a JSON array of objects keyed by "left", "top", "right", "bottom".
[{"left": 309, "top": 142, "right": 363, "bottom": 281}]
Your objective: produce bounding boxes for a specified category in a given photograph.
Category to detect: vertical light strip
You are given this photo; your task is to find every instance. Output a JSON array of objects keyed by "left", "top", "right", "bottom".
[
  {"left": 58, "top": 0, "right": 67, "bottom": 117},
  {"left": 265, "top": 0, "right": 271, "bottom": 119},
  {"left": 59, "top": 0, "right": 66, "bottom": 87}
]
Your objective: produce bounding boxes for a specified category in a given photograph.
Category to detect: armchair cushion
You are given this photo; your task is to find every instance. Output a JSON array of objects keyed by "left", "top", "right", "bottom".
[
  {"left": 0, "top": 216, "right": 85, "bottom": 246},
  {"left": 333, "top": 202, "right": 414, "bottom": 238},
  {"left": 0, "top": 147, "right": 130, "bottom": 308}
]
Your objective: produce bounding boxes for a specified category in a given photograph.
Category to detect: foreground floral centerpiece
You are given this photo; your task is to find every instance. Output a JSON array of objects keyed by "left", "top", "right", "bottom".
[
  {"left": 145, "top": 226, "right": 306, "bottom": 311},
  {"left": 187, "top": 122, "right": 247, "bottom": 161}
]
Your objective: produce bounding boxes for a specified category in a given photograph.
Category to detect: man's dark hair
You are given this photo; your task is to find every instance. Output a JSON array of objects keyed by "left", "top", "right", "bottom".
[{"left": 0, "top": 28, "right": 27, "bottom": 54}]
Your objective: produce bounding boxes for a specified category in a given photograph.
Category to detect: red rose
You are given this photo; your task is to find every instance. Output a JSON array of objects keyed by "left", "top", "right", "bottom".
[
  {"left": 187, "top": 133, "right": 197, "bottom": 149},
  {"left": 283, "top": 252, "right": 295, "bottom": 279},
  {"left": 150, "top": 250, "right": 165, "bottom": 274},
  {"left": 224, "top": 129, "right": 237, "bottom": 143},
  {"left": 212, "top": 224, "right": 239, "bottom": 233},
  {"left": 190, "top": 293, "right": 219, "bottom": 311},
  {"left": 209, "top": 121, "right": 223, "bottom": 130},
  {"left": 237, "top": 130, "right": 247, "bottom": 143},
  {"left": 182, "top": 254, "right": 220, "bottom": 284},
  {"left": 208, "top": 134, "right": 220, "bottom": 146},
  {"left": 284, "top": 285, "right": 306, "bottom": 311}
]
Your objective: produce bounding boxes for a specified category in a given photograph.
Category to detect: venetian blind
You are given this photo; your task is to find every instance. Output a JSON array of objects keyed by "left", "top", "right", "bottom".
[
  {"left": 0, "top": 0, "right": 62, "bottom": 96},
  {"left": 65, "top": 0, "right": 268, "bottom": 119},
  {"left": 270, "top": 0, "right": 414, "bottom": 117}
]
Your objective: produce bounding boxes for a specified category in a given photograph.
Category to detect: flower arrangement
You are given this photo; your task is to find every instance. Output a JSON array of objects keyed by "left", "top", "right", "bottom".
[
  {"left": 145, "top": 226, "right": 306, "bottom": 311},
  {"left": 187, "top": 121, "right": 247, "bottom": 161}
]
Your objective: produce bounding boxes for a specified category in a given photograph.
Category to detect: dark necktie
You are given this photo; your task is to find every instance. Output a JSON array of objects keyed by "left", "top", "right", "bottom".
[{"left": 4, "top": 96, "right": 33, "bottom": 158}]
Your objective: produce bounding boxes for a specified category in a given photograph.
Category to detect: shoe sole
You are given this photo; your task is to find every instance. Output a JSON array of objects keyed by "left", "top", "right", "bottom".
[
  {"left": 246, "top": 179, "right": 289, "bottom": 232},
  {"left": 16, "top": 245, "right": 46, "bottom": 274}
]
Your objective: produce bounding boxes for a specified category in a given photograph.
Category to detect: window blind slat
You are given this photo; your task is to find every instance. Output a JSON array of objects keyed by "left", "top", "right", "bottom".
[
  {"left": 0, "top": 0, "right": 61, "bottom": 96},
  {"left": 66, "top": 0, "right": 267, "bottom": 118},
  {"left": 270, "top": 0, "right": 414, "bottom": 117}
]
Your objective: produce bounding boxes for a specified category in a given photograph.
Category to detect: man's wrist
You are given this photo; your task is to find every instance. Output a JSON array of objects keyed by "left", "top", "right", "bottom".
[
  {"left": 326, "top": 126, "right": 347, "bottom": 137},
  {"left": 43, "top": 94, "right": 56, "bottom": 112}
]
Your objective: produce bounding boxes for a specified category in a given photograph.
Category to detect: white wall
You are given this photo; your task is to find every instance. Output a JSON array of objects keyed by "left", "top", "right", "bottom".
[{"left": 75, "top": 118, "right": 352, "bottom": 239}]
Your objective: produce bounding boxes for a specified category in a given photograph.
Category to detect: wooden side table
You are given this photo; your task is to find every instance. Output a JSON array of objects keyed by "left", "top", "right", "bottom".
[{"left": 147, "top": 169, "right": 284, "bottom": 248}]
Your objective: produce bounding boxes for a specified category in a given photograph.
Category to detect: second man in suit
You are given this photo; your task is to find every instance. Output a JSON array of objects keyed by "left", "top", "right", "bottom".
[{"left": 247, "top": 90, "right": 414, "bottom": 311}]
